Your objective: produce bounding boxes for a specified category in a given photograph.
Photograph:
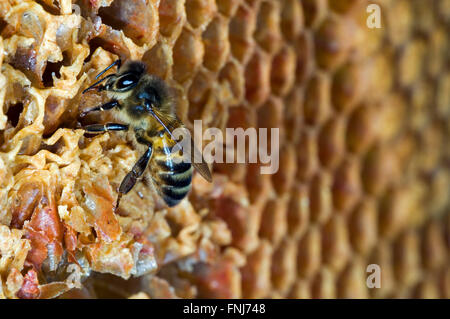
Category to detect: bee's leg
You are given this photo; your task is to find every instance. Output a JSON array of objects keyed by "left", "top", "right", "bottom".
[
  {"left": 115, "top": 146, "right": 153, "bottom": 212},
  {"left": 80, "top": 100, "right": 120, "bottom": 117},
  {"left": 95, "top": 59, "right": 121, "bottom": 79},
  {"left": 83, "top": 123, "right": 128, "bottom": 133}
]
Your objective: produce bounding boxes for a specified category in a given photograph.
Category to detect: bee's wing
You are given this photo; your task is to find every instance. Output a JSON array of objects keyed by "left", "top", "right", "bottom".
[
  {"left": 149, "top": 110, "right": 212, "bottom": 182},
  {"left": 187, "top": 137, "right": 212, "bottom": 182}
]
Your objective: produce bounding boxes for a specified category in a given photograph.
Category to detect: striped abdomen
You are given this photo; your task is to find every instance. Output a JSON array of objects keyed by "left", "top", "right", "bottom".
[{"left": 149, "top": 133, "right": 193, "bottom": 207}]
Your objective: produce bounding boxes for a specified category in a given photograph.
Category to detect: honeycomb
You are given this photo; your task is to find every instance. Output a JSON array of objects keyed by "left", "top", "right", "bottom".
[{"left": 0, "top": 0, "right": 449, "bottom": 299}]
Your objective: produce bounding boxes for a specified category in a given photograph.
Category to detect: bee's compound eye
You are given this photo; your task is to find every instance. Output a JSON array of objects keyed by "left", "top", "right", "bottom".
[{"left": 116, "top": 74, "right": 138, "bottom": 90}]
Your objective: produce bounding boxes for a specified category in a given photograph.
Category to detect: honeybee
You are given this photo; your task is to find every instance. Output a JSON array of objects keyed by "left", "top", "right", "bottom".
[{"left": 81, "top": 59, "right": 212, "bottom": 210}]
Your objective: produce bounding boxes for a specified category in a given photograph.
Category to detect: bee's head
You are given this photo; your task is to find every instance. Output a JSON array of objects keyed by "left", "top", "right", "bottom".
[
  {"left": 83, "top": 59, "right": 174, "bottom": 115},
  {"left": 102, "top": 60, "right": 146, "bottom": 93},
  {"left": 83, "top": 59, "right": 147, "bottom": 95}
]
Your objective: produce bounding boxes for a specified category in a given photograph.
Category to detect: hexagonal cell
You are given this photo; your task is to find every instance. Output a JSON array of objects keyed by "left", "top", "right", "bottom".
[
  {"left": 188, "top": 70, "right": 214, "bottom": 121},
  {"left": 254, "top": 1, "right": 282, "bottom": 54},
  {"left": 227, "top": 104, "right": 256, "bottom": 130},
  {"left": 245, "top": 162, "right": 272, "bottom": 207},
  {"left": 271, "top": 144, "right": 296, "bottom": 195},
  {"left": 270, "top": 44, "right": 296, "bottom": 97},
  {"left": 169, "top": 84, "right": 190, "bottom": 122},
  {"left": 216, "top": 0, "right": 241, "bottom": 16},
  {"left": 193, "top": 261, "right": 242, "bottom": 298},
  {"left": 332, "top": 158, "right": 361, "bottom": 214},
  {"left": 309, "top": 171, "right": 333, "bottom": 224},
  {"left": 259, "top": 197, "right": 288, "bottom": 246},
  {"left": 361, "top": 144, "right": 399, "bottom": 196},
  {"left": 385, "top": 0, "right": 413, "bottom": 46},
  {"left": 187, "top": 69, "right": 215, "bottom": 117},
  {"left": 270, "top": 238, "right": 297, "bottom": 295},
  {"left": 409, "top": 81, "right": 433, "bottom": 131},
  {"left": 417, "top": 123, "right": 445, "bottom": 174},
  {"left": 321, "top": 215, "right": 351, "bottom": 273},
  {"left": 218, "top": 61, "right": 245, "bottom": 106},
  {"left": 297, "top": 226, "right": 322, "bottom": 279},
  {"left": 283, "top": 87, "right": 303, "bottom": 145},
  {"left": 426, "top": 26, "right": 447, "bottom": 79},
  {"left": 296, "top": 129, "right": 319, "bottom": 182},
  {"left": 301, "top": 0, "right": 327, "bottom": 29},
  {"left": 158, "top": 0, "right": 186, "bottom": 38},
  {"left": 376, "top": 93, "right": 407, "bottom": 142},
  {"left": 245, "top": 50, "right": 272, "bottom": 107},
  {"left": 214, "top": 193, "right": 254, "bottom": 251},
  {"left": 172, "top": 28, "right": 204, "bottom": 83},
  {"left": 228, "top": 4, "right": 257, "bottom": 63},
  {"left": 294, "top": 31, "right": 314, "bottom": 85},
  {"left": 185, "top": 0, "right": 217, "bottom": 29},
  {"left": 202, "top": 15, "right": 230, "bottom": 72},
  {"left": 98, "top": 0, "right": 158, "bottom": 46},
  {"left": 205, "top": 101, "right": 229, "bottom": 132},
  {"left": 346, "top": 102, "right": 380, "bottom": 155},
  {"left": 331, "top": 61, "right": 370, "bottom": 114},
  {"left": 378, "top": 187, "right": 412, "bottom": 240},
  {"left": 142, "top": 40, "right": 173, "bottom": 79},
  {"left": 240, "top": 240, "right": 273, "bottom": 298},
  {"left": 348, "top": 198, "right": 378, "bottom": 256},
  {"left": 280, "top": 0, "right": 304, "bottom": 42},
  {"left": 303, "top": 71, "right": 331, "bottom": 126},
  {"left": 318, "top": 116, "right": 346, "bottom": 170},
  {"left": 218, "top": 105, "right": 258, "bottom": 182},
  {"left": 286, "top": 184, "right": 310, "bottom": 238},
  {"left": 214, "top": 161, "right": 247, "bottom": 184},
  {"left": 411, "top": 0, "right": 435, "bottom": 34},
  {"left": 365, "top": 50, "right": 395, "bottom": 102},
  {"left": 314, "top": 14, "right": 357, "bottom": 72},
  {"left": 257, "top": 97, "right": 284, "bottom": 152},
  {"left": 397, "top": 39, "right": 426, "bottom": 88}
]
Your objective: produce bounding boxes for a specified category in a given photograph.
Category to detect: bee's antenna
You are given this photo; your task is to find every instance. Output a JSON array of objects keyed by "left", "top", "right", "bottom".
[
  {"left": 82, "top": 59, "right": 122, "bottom": 94},
  {"left": 82, "top": 73, "right": 115, "bottom": 94},
  {"left": 95, "top": 59, "right": 122, "bottom": 79}
]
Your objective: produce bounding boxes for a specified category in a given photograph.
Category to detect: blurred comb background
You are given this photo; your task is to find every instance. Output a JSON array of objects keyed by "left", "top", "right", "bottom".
[{"left": 0, "top": 0, "right": 448, "bottom": 299}]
